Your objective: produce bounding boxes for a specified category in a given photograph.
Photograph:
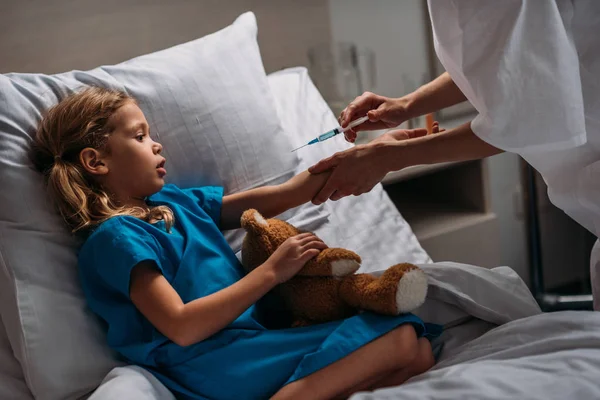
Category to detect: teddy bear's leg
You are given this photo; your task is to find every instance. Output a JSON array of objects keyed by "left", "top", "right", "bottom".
[
  {"left": 339, "top": 263, "right": 428, "bottom": 315},
  {"left": 283, "top": 277, "right": 357, "bottom": 326}
]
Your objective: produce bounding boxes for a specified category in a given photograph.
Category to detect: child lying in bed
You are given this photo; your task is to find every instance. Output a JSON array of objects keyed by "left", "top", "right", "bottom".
[{"left": 31, "top": 86, "right": 440, "bottom": 400}]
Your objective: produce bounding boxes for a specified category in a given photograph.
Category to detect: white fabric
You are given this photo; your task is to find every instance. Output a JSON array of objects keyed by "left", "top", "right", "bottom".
[
  {"left": 0, "top": 259, "right": 31, "bottom": 400},
  {"left": 351, "top": 311, "right": 600, "bottom": 400},
  {"left": 0, "top": 12, "right": 305, "bottom": 400},
  {"left": 0, "top": 315, "right": 32, "bottom": 400},
  {"left": 429, "top": 0, "right": 588, "bottom": 153},
  {"left": 88, "top": 366, "right": 175, "bottom": 400},
  {"left": 409, "top": 261, "right": 541, "bottom": 365},
  {"left": 366, "top": 262, "right": 541, "bottom": 336},
  {"left": 428, "top": 0, "right": 600, "bottom": 304},
  {"left": 413, "top": 263, "right": 540, "bottom": 327}
]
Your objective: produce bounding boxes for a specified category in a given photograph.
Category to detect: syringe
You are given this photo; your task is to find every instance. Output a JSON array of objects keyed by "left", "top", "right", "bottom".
[{"left": 291, "top": 116, "right": 369, "bottom": 152}]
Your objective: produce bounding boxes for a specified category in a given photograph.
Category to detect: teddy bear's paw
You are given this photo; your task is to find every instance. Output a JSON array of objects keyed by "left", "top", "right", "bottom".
[
  {"left": 331, "top": 259, "right": 361, "bottom": 277},
  {"left": 392, "top": 264, "right": 428, "bottom": 313},
  {"left": 322, "top": 248, "right": 361, "bottom": 277},
  {"left": 299, "top": 248, "right": 361, "bottom": 277}
]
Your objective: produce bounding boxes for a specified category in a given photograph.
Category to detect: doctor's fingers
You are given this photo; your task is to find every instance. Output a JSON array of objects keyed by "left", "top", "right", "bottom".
[
  {"left": 330, "top": 190, "right": 350, "bottom": 201},
  {"left": 321, "top": 175, "right": 360, "bottom": 202},
  {"left": 312, "top": 177, "right": 340, "bottom": 205},
  {"left": 431, "top": 121, "right": 446, "bottom": 134},
  {"left": 340, "top": 92, "right": 386, "bottom": 126},
  {"left": 330, "top": 182, "right": 372, "bottom": 201},
  {"left": 344, "top": 129, "right": 358, "bottom": 143}
]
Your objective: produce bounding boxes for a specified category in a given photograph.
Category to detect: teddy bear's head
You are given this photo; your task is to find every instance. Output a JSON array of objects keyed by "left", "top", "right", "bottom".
[{"left": 240, "top": 209, "right": 361, "bottom": 278}]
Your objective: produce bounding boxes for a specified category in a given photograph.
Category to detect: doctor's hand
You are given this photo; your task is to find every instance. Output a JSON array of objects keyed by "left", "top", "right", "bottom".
[
  {"left": 309, "top": 142, "right": 391, "bottom": 205},
  {"left": 339, "top": 92, "right": 410, "bottom": 143},
  {"left": 370, "top": 122, "right": 444, "bottom": 144},
  {"left": 308, "top": 125, "right": 444, "bottom": 204}
]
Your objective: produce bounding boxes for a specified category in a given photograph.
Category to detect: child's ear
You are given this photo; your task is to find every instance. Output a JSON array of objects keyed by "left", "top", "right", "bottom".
[{"left": 79, "top": 147, "right": 109, "bottom": 175}]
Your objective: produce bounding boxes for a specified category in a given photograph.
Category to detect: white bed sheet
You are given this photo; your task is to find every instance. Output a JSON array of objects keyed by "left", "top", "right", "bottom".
[{"left": 352, "top": 310, "right": 600, "bottom": 400}]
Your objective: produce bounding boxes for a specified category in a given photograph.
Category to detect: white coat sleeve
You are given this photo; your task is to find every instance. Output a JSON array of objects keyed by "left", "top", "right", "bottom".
[{"left": 427, "top": 0, "right": 587, "bottom": 153}]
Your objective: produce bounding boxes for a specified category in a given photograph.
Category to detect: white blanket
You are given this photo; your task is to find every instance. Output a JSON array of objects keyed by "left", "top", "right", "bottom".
[
  {"left": 351, "top": 264, "right": 600, "bottom": 400},
  {"left": 353, "top": 311, "right": 600, "bottom": 400},
  {"left": 410, "top": 262, "right": 541, "bottom": 327}
]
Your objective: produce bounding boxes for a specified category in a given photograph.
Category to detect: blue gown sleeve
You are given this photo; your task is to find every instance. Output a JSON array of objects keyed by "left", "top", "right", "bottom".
[
  {"left": 180, "top": 186, "right": 224, "bottom": 225},
  {"left": 79, "top": 218, "right": 165, "bottom": 298}
]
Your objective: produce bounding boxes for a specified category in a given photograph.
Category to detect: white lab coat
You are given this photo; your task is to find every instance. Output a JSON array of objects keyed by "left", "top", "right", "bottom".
[{"left": 427, "top": 0, "right": 600, "bottom": 308}]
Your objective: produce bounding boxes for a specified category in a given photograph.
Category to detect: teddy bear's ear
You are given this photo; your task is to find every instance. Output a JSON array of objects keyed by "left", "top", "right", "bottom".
[{"left": 241, "top": 209, "right": 270, "bottom": 234}]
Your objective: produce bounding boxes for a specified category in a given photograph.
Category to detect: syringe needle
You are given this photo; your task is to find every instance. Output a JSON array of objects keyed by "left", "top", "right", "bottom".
[{"left": 291, "top": 144, "right": 309, "bottom": 152}]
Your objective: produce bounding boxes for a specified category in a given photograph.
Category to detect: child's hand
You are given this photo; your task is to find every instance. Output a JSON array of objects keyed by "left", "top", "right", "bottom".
[{"left": 266, "top": 233, "right": 328, "bottom": 284}]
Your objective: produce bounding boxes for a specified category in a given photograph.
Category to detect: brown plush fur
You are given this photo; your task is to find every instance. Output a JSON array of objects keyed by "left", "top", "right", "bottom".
[
  {"left": 241, "top": 209, "right": 426, "bottom": 327},
  {"left": 339, "top": 264, "right": 421, "bottom": 315}
]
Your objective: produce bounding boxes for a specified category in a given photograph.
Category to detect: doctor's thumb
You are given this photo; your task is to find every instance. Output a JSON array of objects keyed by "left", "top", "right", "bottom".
[
  {"left": 367, "top": 109, "right": 381, "bottom": 121},
  {"left": 367, "top": 106, "right": 387, "bottom": 122}
]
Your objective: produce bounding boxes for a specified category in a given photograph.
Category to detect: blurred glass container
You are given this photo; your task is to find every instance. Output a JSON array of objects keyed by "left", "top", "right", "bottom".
[{"left": 308, "top": 42, "right": 376, "bottom": 118}]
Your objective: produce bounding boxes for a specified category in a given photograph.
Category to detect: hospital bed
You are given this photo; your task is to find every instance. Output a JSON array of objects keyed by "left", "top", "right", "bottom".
[{"left": 1, "top": 10, "right": 600, "bottom": 400}]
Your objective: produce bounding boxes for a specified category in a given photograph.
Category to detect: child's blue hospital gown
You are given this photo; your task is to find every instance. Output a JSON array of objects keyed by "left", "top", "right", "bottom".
[{"left": 78, "top": 184, "right": 441, "bottom": 399}]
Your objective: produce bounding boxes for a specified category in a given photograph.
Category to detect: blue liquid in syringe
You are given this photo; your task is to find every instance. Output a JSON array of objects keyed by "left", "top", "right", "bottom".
[{"left": 307, "top": 127, "right": 342, "bottom": 145}]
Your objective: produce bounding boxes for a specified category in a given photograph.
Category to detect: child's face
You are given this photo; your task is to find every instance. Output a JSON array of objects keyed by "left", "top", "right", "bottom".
[{"left": 101, "top": 102, "right": 166, "bottom": 202}]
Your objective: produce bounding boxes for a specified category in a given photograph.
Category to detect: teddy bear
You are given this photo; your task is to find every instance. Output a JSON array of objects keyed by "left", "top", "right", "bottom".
[{"left": 240, "top": 209, "right": 428, "bottom": 328}]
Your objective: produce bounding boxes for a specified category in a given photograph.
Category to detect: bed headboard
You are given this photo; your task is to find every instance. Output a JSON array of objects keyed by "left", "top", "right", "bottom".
[{"left": 0, "top": 0, "right": 332, "bottom": 74}]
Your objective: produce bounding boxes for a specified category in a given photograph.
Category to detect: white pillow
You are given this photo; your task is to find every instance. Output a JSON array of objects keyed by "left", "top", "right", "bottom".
[
  {"left": 0, "top": 315, "right": 32, "bottom": 400},
  {"left": 0, "top": 12, "right": 301, "bottom": 400}
]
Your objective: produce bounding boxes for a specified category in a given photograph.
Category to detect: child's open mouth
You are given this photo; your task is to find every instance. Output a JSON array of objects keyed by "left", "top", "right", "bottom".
[{"left": 157, "top": 159, "right": 167, "bottom": 177}]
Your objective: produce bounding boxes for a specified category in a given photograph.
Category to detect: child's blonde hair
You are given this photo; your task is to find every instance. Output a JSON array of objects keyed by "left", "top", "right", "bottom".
[{"left": 32, "top": 86, "right": 173, "bottom": 233}]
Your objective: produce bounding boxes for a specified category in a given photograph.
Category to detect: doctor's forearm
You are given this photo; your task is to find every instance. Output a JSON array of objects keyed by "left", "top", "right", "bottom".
[
  {"left": 382, "top": 121, "right": 503, "bottom": 169},
  {"left": 404, "top": 72, "right": 469, "bottom": 120}
]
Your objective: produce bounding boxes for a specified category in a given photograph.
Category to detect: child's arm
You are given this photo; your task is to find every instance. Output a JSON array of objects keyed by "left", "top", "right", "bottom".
[
  {"left": 130, "top": 233, "right": 326, "bottom": 347},
  {"left": 220, "top": 170, "right": 331, "bottom": 230}
]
